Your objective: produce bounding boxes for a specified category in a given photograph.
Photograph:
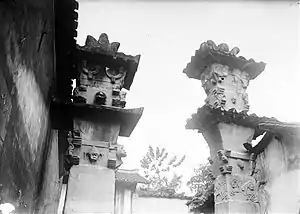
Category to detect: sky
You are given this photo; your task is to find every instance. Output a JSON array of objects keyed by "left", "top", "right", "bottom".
[{"left": 77, "top": 0, "right": 300, "bottom": 191}]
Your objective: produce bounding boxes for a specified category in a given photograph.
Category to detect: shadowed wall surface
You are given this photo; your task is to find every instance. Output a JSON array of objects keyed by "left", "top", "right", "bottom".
[{"left": 0, "top": 1, "right": 58, "bottom": 213}]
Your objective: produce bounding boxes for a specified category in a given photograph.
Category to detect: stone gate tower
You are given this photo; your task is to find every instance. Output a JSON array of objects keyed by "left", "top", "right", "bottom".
[
  {"left": 184, "top": 40, "right": 266, "bottom": 213},
  {"left": 52, "top": 34, "right": 143, "bottom": 214}
]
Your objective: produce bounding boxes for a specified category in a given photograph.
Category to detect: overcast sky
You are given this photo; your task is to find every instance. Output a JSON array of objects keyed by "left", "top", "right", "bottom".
[{"left": 77, "top": 0, "right": 299, "bottom": 190}]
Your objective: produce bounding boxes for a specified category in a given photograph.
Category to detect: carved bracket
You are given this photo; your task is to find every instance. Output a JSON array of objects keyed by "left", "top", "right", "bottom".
[
  {"left": 217, "top": 150, "right": 230, "bottom": 164},
  {"left": 219, "top": 165, "right": 233, "bottom": 175},
  {"left": 107, "top": 159, "right": 117, "bottom": 169},
  {"left": 112, "top": 90, "right": 127, "bottom": 108},
  {"left": 94, "top": 91, "right": 107, "bottom": 105},
  {"left": 64, "top": 130, "right": 82, "bottom": 171}
]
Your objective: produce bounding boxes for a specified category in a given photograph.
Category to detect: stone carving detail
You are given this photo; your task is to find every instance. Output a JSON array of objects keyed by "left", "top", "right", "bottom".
[
  {"left": 74, "top": 57, "right": 128, "bottom": 107},
  {"left": 84, "top": 33, "right": 120, "bottom": 54},
  {"left": 87, "top": 146, "right": 102, "bottom": 163},
  {"left": 237, "top": 161, "right": 245, "bottom": 170},
  {"left": 112, "top": 90, "right": 127, "bottom": 108},
  {"left": 229, "top": 175, "right": 259, "bottom": 203},
  {"left": 201, "top": 63, "right": 251, "bottom": 112},
  {"left": 219, "top": 165, "right": 233, "bottom": 175},
  {"left": 116, "top": 144, "right": 127, "bottom": 159},
  {"left": 105, "top": 67, "right": 126, "bottom": 84},
  {"left": 217, "top": 150, "right": 230, "bottom": 164},
  {"left": 217, "top": 150, "right": 233, "bottom": 175},
  {"left": 215, "top": 177, "right": 228, "bottom": 203},
  {"left": 215, "top": 175, "right": 259, "bottom": 204},
  {"left": 64, "top": 131, "right": 81, "bottom": 172},
  {"left": 74, "top": 34, "right": 130, "bottom": 107},
  {"left": 94, "top": 91, "right": 107, "bottom": 105}
]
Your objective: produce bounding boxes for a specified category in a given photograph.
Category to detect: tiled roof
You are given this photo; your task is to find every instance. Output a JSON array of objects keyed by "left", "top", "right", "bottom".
[
  {"left": 137, "top": 190, "right": 192, "bottom": 200},
  {"left": 76, "top": 34, "right": 141, "bottom": 90},
  {"left": 115, "top": 169, "right": 148, "bottom": 184},
  {"left": 183, "top": 40, "right": 266, "bottom": 80}
]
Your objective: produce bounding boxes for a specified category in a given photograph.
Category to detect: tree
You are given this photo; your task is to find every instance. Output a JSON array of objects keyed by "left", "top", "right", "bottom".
[
  {"left": 186, "top": 163, "right": 215, "bottom": 213},
  {"left": 186, "top": 162, "right": 213, "bottom": 195},
  {"left": 139, "top": 146, "right": 186, "bottom": 197}
]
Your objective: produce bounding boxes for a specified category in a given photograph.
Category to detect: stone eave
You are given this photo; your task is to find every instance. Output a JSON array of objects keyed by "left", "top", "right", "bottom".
[
  {"left": 186, "top": 105, "right": 300, "bottom": 139},
  {"left": 183, "top": 41, "right": 266, "bottom": 80},
  {"left": 50, "top": 101, "right": 144, "bottom": 137},
  {"left": 76, "top": 46, "right": 140, "bottom": 91}
]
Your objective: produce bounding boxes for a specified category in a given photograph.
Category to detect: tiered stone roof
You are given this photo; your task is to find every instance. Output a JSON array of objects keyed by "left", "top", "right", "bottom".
[{"left": 183, "top": 40, "right": 266, "bottom": 80}]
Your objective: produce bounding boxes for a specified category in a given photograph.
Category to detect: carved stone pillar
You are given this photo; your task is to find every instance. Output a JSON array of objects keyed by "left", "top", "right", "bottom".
[
  {"left": 184, "top": 41, "right": 266, "bottom": 214},
  {"left": 56, "top": 34, "right": 143, "bottom": 214}
]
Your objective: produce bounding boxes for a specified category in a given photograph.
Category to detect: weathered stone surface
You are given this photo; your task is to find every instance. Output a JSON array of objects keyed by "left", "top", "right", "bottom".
[
  {"left": 0, "top": 1, "right": 55, "bottom": 212},
  {"left": 64, "top": 166, "right": 115, "bottom": 214}
]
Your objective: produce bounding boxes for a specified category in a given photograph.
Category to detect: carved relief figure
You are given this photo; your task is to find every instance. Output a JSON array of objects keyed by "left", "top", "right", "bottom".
[
  {"left": 87, "top": 146, "right": 101, "bottom": 163},
  {"left": 215, "top": 177, "right": 228, "bottom": 203},
  {"left": 116, "top": 145, "right": 127, "bottom": 159}
]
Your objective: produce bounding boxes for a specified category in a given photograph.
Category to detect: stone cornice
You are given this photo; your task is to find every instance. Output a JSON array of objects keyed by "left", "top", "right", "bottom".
[
  {"left": 186, "top": 105, "right": 300, "bottom": 139},
  {"left": 50, "top": 101, "right": 144, "bottom": 137}
]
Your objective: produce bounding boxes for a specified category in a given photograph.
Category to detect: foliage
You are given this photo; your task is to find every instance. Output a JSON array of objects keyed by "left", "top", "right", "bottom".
[
  {"left": 139, "top": 146, "right": 186, "bottom": 197},
  {"left": 186, "top": 162, "right": 213, "bottom": 195}
]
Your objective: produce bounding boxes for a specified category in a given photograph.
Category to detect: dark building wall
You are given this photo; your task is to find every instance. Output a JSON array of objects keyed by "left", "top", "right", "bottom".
[{"left": 0, "top": 1, "right": 58, "bottom": 212}]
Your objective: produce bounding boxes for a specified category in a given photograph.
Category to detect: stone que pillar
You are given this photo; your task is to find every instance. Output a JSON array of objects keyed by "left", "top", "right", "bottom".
[
  {"left": 60, "top": 34, "right": 143, "bottom": 214},
  {"left": 184, "top": 41, "right": 266, "bottom": 214}
]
